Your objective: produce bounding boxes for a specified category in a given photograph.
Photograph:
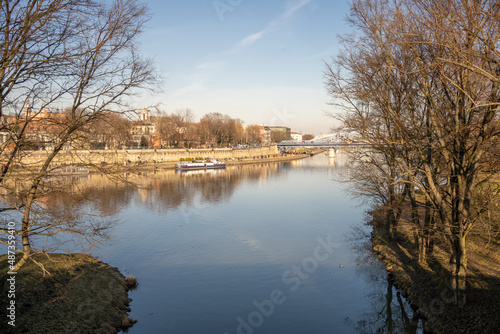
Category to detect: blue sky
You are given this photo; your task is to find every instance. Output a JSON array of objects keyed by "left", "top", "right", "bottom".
[{"left": 137, "top": 0, "right": 351, "bottom": 134}]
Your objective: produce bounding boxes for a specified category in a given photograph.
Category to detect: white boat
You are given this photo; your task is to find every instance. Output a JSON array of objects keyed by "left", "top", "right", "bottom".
[
  {"left": 175, "top": 159, "right": 226, "bottom": 170},
  {"left": 51, "top": 165, "right": 90, "bottom": 175}
]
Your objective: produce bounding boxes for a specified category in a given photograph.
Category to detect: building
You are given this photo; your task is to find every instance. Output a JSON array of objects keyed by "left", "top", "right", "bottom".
[
  {"left": 266, "top": 126, "right": 291, "bottom": 144},
  {"left": 0, "top": 104, "right": 87, "bottom": 150},
  {"left": 130, "top": 108, "right": 159, "bottom": 148},
  {"left": 290, "top": 132, "right": 303, "bottom": 141},
  {"left": 130, "top": 108, "right": 156, "bottom": 136},
  {"left": 259, "top": 126, "right": 271, "bottom": 145}
]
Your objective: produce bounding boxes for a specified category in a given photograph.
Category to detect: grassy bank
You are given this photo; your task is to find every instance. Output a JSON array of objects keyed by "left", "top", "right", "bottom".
[
  {"left": 0, "top": 253, "right": 136, "bottom": 334},
  {"left": 370, "top": 209, "right": 500, "bottom": 333}
]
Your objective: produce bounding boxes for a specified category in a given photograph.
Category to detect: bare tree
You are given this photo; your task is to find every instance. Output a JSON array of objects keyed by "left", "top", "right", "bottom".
[
  {"left": 153, "top": 108, "right": 196, "bottom": 148},
  {"left": 199, "top": 112, "right": 242, "bottom": 146},
  {"left": 325, "top": 2, "right": 410, "bottom": 240},
  {"left": 270, "top": 130, "right": 290, "bottom": 143},
  {"left": 153, "top": 110, "right": 177, "bottom": 147},
  {"left": 174, "top": 108, "right": 194, "bottom": 124},
  {"left": 244, "top": 125, "right": 262, "bottom": 144},
  {"left": 326, "top": 0, "right": 500, "bottom": 305},
  {"left": 86, "top": 112, "right": 132, "bottom": 149},
  {"left": 0, "top": 0, "right": 159, "bottom": 271}
]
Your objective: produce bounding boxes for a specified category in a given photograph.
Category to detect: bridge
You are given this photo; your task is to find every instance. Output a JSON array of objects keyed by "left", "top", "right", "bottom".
[
  {"left": 277, "top": 132, "right": 367, "bottom": 157},
  {"left": 276, "top": 140, "right": 367, "bottom": 148},
  {"left": 277, "top": 131, "right": 366, "bottom": 148}
]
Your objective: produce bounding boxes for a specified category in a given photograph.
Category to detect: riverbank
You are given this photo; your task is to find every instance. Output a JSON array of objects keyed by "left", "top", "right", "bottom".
[
  {"left": 10, "top": 151, "right": 319, "bottom": 176},
  {"left": 77, "top": 152, "right": 319, "bottom": 175},
  {"left": 370, "top": 208, "right": 500, "bottom": 333},
  {"left": 8, "top": 146, "right": 280, "bottom": 168},
  {"left": 148, "top": 152, "right": 317, "bottom": 170},
  {"left": 0, "top": 253, "right": 137, "bottom": 333}
]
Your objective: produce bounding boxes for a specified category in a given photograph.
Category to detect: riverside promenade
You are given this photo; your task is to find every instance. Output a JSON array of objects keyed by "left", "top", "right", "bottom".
[
  {"left": 9, "top": 146, "right": 279, "bottom": 167},
  {"left": 6, "top": 146, "right": 322, "bottom": 172}
]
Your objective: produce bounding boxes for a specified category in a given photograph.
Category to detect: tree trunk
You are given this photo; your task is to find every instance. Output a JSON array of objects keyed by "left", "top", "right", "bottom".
[
  {"left": 423, "top": 203, "right": 435, "bottom": 255},
  {"left": 12, "top": 216, "right": 33, "bottom": 272},
  {"left": 407, "top": 173, "right": 426, "bottom": 263},
  {"left": 12, "top": 136, "right": 68, "bottom": 271},
  {"left": 387, "top": 206, "right": 396, "bottom": 240},
  {"left": 450, "top": 234, "right": 467, "bottom": 306},
  {"left": 386, "top": 172, "right": 401, "bottom": 240}
]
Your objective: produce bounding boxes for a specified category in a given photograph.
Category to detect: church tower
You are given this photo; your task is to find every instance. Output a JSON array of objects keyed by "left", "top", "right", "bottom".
[{"left": 139, "top": 108, "right": 150, "bottom": 122}]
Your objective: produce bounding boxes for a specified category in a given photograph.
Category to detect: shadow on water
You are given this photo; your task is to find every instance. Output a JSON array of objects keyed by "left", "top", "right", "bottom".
[{"left": 344, "top": 223, "right": 424, "bottom": 334}]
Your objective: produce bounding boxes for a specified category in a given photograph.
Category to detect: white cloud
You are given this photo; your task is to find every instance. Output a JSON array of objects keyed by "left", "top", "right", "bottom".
[
  {"left": 174, "top": 81, "right": 205, "bottom": 96},
  {"left": 175, "top": 62, "right": 221, "bottom": 96},
  {"left": 307, "top": 44, "right": 339, "bottom": 60},
  {"left": 283, "top": 0, "right": 314, "bottom": 19},
  {"left": 234, "top": 0, "right": 314, "bottom": 50},
  {"left": 238, "top": 30, "right": 267, "bottom": 48}
]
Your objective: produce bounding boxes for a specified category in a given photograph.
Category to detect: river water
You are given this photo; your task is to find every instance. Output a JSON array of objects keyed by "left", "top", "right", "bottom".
[{"left": 88, "top": 151, "right": 423, "bottom": 334}]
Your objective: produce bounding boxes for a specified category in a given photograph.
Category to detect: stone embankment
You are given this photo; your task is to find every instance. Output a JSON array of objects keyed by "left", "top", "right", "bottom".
[
  {"left": 10, "top": 146, "right": 324, "bottom": 173},
  {"left": 13, "top": 146, "right": 280, "bottom": 167}
]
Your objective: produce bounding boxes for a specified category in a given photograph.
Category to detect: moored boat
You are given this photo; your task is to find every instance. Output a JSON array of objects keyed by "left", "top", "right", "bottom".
[
  {"left": 51, "top": 165, "right": 90, "bottom": 175},
  {"left": 175, "top": 159, "right": 226, "bottom": 170}
]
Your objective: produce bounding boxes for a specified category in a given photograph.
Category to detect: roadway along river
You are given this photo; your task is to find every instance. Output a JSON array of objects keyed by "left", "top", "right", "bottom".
[{"left": 91, "top": 151, "right": 423, "bottom": 333}]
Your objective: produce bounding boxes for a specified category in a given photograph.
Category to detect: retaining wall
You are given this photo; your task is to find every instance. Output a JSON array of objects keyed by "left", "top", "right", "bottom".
[{"left": 13, "top": 146, "right": 280, "bottom": 166}]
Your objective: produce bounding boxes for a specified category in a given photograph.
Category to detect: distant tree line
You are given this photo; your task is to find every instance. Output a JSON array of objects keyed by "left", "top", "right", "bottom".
[{"left": 87, "top": 109, "right": 270, "bottom": 149}]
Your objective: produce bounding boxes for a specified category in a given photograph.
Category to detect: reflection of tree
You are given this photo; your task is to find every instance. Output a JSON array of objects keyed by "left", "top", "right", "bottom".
[
  {"left": 345, "top": 224, "right": 421, "bottom": 334},
  {"left": 3, "top": 164, "right": 285, "bottom": 255},
  {"left": 345, "top": 275, "right": 420, "bottom": 334},
  {"left": 39, "top": 163, "right": 287, "bottom": 218},
  {"left": 396, "top": 290, "right": 418, "bottom": 333},
  {"left": 0, "top": 176, "right": 121, "bottom": 256},
  {"left": 0, "top": 163, "right": 289, "bottom": 257}
]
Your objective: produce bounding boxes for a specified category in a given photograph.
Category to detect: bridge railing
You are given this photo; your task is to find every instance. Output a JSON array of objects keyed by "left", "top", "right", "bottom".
[{"left": 277, "top": 140, "right": 368, "bottom": 148}]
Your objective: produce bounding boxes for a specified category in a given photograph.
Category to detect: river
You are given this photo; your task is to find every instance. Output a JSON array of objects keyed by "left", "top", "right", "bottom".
[{"left": 87, "top": 151, "right": 423, "bottom": 333}]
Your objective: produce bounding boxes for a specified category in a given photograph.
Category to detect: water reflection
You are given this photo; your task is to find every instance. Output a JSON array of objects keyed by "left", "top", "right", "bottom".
[
  {"left": 345, "top": 224, "right": 423, "bottom": 334},
  {"left": 48, "top": 163, "right": 289, "bottom": 217},
  {"left": 16, "top": 153, "right": 423, "bottom": 333},
  {"left": 345, "top": 276, "right": 421, "bottom": 333}
]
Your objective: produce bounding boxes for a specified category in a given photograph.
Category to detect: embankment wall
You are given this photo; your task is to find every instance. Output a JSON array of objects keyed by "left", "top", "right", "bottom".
[{"left": 15, "top": 146, "right": 280, "bottom": 166}]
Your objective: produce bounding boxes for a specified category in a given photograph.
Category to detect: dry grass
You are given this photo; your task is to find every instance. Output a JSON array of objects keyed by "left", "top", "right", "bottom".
[
  {"left": 124, "top": 275, "right": 138, "bottom": 290},
  {"left": 371, "top": 210, "right": 500, "bottom": 334},
  {"left": 0, "top": 253, "right": 136, "bottom": 334}
]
